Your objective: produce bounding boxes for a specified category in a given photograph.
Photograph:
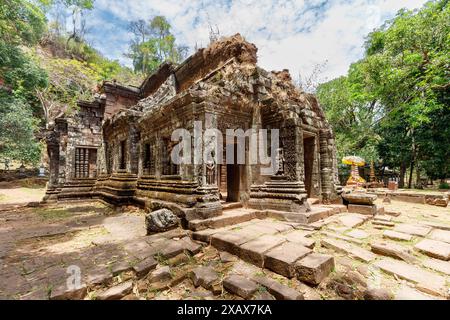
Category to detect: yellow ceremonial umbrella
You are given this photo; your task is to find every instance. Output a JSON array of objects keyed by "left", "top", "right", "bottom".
[{"left": 342, "top": 156, "right": 366, "bottom": 185}]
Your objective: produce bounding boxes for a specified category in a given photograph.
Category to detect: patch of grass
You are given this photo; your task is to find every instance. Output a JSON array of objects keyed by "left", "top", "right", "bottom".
[
  {"left": 0, "top": 194, "right": 8, "bottom": 202},
  {"left": 36, "top": 208, "right": 71, "bottom": 220},
  {"left": 155, "top": 253, "right": 169, "bottom": 266}
]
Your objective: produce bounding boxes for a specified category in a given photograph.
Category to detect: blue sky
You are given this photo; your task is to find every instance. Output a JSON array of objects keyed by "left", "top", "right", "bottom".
[{"left": 77, "top": 0, "right": 428, "bottom": 83}]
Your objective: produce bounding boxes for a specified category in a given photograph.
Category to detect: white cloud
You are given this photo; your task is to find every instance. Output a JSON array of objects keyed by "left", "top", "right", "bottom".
[{"left": 87, "top": 0, "right": 429, "bottom": 82}]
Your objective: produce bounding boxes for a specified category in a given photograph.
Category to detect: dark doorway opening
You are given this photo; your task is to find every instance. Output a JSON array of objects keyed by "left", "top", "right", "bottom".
[
  {"left": 218, "top": 142, "right": 242, "bottom": 203},
  {"left": 303, "top": 136, "right": 315, "bottom": 197}
]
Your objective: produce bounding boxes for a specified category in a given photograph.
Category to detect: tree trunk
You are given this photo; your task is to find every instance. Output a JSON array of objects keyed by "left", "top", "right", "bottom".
[
  {"left": 408, "top": 160, "right": 414, "bottom": 189},
  {"left": 399, "top": 162, "right": 406, "bottom": 188}
]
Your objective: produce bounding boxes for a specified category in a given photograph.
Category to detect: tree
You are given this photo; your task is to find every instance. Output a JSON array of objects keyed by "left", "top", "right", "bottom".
[
  {"left": 125, "top": 16, "right": 188, "bottom": 74},
  {"left": 0, "top": 94, "right": 42, "bottom": 165},
  {"left": 318, "top": 0, "right": 450, "bottom": 188}
]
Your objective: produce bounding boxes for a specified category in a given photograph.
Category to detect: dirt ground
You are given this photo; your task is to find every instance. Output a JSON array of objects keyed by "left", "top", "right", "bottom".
[{"left": 0, "top": 183, "right": 449, "bottom": 300}]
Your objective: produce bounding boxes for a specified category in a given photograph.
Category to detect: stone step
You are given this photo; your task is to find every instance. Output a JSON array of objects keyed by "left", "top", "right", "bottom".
[
  {"left": 264, "top": 242, "right": 312, "bottom": 278},
  {"left": 188, "top": 208, "right": 258, "bottom": 231},
  {"left": 221, "top": 202, "right": 243, "bottom": 210},
  {"left": 414, "top": 239, "right": 450, "bottom": 261},
  {"left": 374, "top": 258, "right": 447, "bottom": 297},
  {"left": 321, "top": 238, "right": 376, "bottom": 262}
]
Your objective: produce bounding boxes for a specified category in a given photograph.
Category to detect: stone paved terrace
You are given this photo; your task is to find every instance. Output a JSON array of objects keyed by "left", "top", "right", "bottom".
[{"left": 0, "top": 195, "right": 449, "bottom": 300}]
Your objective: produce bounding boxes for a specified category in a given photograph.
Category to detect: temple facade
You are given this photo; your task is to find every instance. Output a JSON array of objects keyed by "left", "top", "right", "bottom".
[{"left": 44, "top": 34, "right": 342, "bottom": 223}]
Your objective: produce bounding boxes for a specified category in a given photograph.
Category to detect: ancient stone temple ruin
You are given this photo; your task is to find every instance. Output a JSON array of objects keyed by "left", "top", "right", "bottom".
[{"left": 44, "top": 34, "right": 342, "bottom": 226}]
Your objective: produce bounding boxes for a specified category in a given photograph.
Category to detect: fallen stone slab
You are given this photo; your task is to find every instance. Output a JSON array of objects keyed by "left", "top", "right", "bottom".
[
  {"left": 346, "top": 229, "right": 369, "bottom": 239},
  {"left": 111, "top": 261, "right": 132, "bottom": 276},
  {"left": 282, "top": 230, "right": 315, "bottom": 248},
  {"left": 394, "top": 224, "right": 432, "bottom": 237},
  {"left": 371, "top": 241, "right": 418, "bottom": 263},
  {"left": 254, "top": 220, "right": 293, "bottom": 233},
  {"left": 374, "top": 258, "right": 447, "bottom": 297},
  {"left": 50, "top": 283, "right": 87, "bottom": 300},
  {"left": 395, "top": 285, "right": 440, "bottom": 300},
  {"left": 238, "top": 234, "right": 286, "bottom": 267},
  {"left": 252, "top": 275, "right": 304, "bottom": 300},
  {"left": 422, "top": 258, "right": 450, "bottom": 275},
  {"left": 223, "top": 275, "right": 258, "bottom": 299},
  {"left": 414, "top": 239, "right": 450, "bottom": 261},
  {"left": 86, "top": 269, "right": 113, "bottom": 286},
  {"left": 219, "top": 251, "right": 238, "bottom": 263},
  {"left": 383, "top": 230, "right": 413, "bottom": 242},
  {"left": 211, "top": 231, "right": 258, "bottom": 255},
  {"left": 321, "top": 231, "right": 363, "bottom": 245},
  {"left": 374, "top": 215, "right": 393, "bottom": 222},
  {"left": 372, "top": 220, "right": 395, "bottom": 227},
  {"left": 191, "top": 266, "right": 219, "bottom": 290},
  {"left": 338, "top": 214, "right": 368, "bottom": 228},
  {"left": 348, "top": 204, "right": 377, "bottom": 216},
  {"left": 157, "top": 239, "right": 186, "bottom": 259},
  {"left": 253, "top": 291, "right": 276, "bottom": 300},
  {"left": 264, "top": 242, "right": 312, "bottom": 278},
  {"left": 97, "top": 281, "right": 133, "bottom": 300},
  {"left": 321, "top": 238, "right": 376, "bottom": 263},
  {"left": 428, "top": 229, "right": 450, "bottom": 244},
  {"left": 421, "top": 221, "right": 450, "bottom": 231},
  {"left": 384, "top": 209, "right": 401, "bottom": 217},
  {"left": 342, "top": 193, "right": 377, "bottom": 205},
  {"left": 296, "top": 253, "right": 334, "bottom": 285},
  {"left": 149, "top": 266, "right": 171, "bottom": 283},
  {"left": 133, "top": 256, "right": 157, "bottom": 278},
  {"left": 180, "top": 237, "right": 203, "bottom": 255}
]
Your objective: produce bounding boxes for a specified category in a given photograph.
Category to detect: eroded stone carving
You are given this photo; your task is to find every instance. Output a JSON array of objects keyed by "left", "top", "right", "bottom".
[{"left": 145, "top": 208, "right": 179, "bottom": 234}]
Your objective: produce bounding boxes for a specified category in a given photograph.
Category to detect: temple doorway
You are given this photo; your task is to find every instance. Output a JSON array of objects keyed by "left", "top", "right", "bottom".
[
  {"left": 303, "top": 135, "right": 315, "bottom": 198},
  {"left": 218, "top": 141, "right": 241, "bottom": 203}
]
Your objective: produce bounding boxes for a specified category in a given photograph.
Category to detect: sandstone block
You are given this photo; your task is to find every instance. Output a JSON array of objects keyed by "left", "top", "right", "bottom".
[
  {"left": 264, "top": 242, "right": 312, "bottom": 278},
  {"left": 223, "top": 275, "right": 258, "bottom": 299},
  {"left": 296, "top": 253, "right": 334, "bottom": 285}
]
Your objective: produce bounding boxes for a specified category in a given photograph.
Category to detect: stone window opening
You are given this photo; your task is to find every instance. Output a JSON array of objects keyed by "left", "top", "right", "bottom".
[
  {"left": 143, "top": 143, "right": 155, "bottom": 175},
  {"left": 74, "top": 147, "right": 97, "bottom": 178},
  {"left": 119, "top": 140, "right": 126, "bottom": 170},
  {"left": 162, "top": 138, "right": 179, "bottom": 176}
]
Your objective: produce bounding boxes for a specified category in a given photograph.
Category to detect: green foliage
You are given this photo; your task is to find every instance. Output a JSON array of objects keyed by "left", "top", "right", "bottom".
[
  {"left": 439, "top": 182, "right": 450, "bottom": 189},
  {"left": 318, "top": 0, "right": 450, "bottom": 184},
  {"left": 0, "top": 94, "right": 42, "bottom": 165},
  {"left": 126, "top": 16, "right": 187, "bottom": 74}
]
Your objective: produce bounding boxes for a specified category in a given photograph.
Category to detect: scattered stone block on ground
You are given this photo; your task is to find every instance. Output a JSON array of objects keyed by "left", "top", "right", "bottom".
[
  {"left": 383, "top": 230, "right": 413, "bottom": 242},
  {"left": 282, "top": 230, "right": 315, "bottom": 248},
  {"left": 252, "top": 275, "right": 304, "bottom": 300},
  {"left": 191, "top": 266, "right": 219, "bottom": 290},
  {"left": 149, "top": 266, "right": 171, "bottom": 283},
  {"left": 111, "top": 261, "right": 131, "bottom": 276},
  {"left": 414, "top": 239, "right": 450, "bottom": 261},
  {"left": 395, "top": 285, "right": 439, "bottom": 300},
  {"left": 223, "top": 274, "right": 258, "bottom": 299},
  {"left": 264, "top": 242, "right": 312, "bottom": 278},
  {"left": 133, "top": 256, "right": 157, "bottom": 278},
  {"left": 394, "top": 223, "right": 432, "bottom": 237},
  {"left": 219, "top": 251, "right": 237, "bottom": 263},
  {"left": 421, "top": 221, "right": 450, "bottom": 231},
  {"left": 346, "top": 229, "right": 369, "bottom": 239},
  {"left": 322, "top": 231, "right": 363, "bottom": 245},
  {"left": 296, "top": 253, "right": 334, "bottom": 285},
  {"left": 157, "top": 239, "right": 187, "bottom": 259},
  {"left": 428, "top": 229, "right": 450, "bottom": 244},
  {"left": 50, "top": 283, "right": 87, "bottom": 300},
  {"left": 238, "top": 234, "right": 286, "bottom": 267},
  {"left": 348, "top": 204, "right": 377, "bottom": 216},
  {"left": 422, "top": 258, "right": 450, "bottom": 275},
  {"left": 342, "top": 193, "right": 377, "bottom": 205},
  {"left": 370, "top": 241, "right": 418, "bottom": 263},
  {"left": 384, "top": 209, "right": 401, "bottom": 217},
  {"left": 86, "top": 268, "right": 113, "bottom": 286},
  {"left": 96, "top": 281, "right": 133, "bottom": 300},
  {"left": 253, "top": 291, "right": 276, "bottom": 300},
  {"left": 338, "top": 214, "right": 368, "bottom": 228},
  {"left": 372, "top": 220, "right": 395, "bottom": 227},
  {"left": 321, "top": 238, "right": 376, "bottom": 262},
  {"left": 374, "top": 258, "right": 447, "bottom": 296},
  {"left": 210, "top": 231, "right": 257, "bottom": 255}
]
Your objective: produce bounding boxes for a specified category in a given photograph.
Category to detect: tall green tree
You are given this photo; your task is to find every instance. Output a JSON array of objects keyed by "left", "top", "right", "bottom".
[{"left": 126, "top": 16, "right": 187, "bottom": 74}]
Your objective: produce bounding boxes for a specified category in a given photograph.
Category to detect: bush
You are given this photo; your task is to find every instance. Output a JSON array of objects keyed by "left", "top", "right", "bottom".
[{"left": 438, "top": 182, "right": 450, "bottom": 189}]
